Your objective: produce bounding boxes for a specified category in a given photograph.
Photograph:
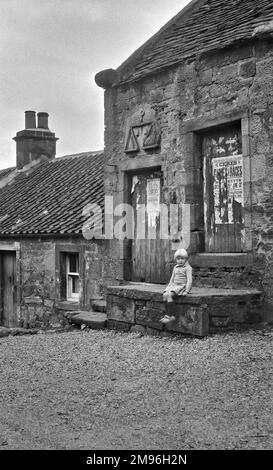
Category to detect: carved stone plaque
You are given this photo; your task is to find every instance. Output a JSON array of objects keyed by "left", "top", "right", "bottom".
[{"left": 124, "top": 107, "right": 161, "bottom": 154}]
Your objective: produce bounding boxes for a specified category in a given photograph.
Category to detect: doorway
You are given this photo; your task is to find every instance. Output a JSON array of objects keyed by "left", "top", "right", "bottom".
[
  {"left": 130, "top": 169, "right": 170, "bottom": 283},
  {"left": 202, "top": 123, "right": 244, "bottom": 252},
  {"left": 0, "top": 251, "right": 17, "bottom": 327}
]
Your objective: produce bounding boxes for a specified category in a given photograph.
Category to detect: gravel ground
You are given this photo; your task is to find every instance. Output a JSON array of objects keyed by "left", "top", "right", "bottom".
[{"left": 0, "top": 326, "right": 272, "bottom": 450}]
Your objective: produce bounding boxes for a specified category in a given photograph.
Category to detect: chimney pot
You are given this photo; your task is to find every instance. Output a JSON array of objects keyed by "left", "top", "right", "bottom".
[
  {"left": 25, "top": 110, "right": 36, "bottom": 129},
  {"left": 37, "top": 112, "right": 49, "bottom": 129},
  {"left": 14, "top": 111, "right": 58, "bottom": 169}
]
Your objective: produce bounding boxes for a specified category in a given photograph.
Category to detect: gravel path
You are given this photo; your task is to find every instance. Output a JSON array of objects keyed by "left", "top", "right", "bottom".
[{"left": 0, "top": 327, "right": 272, "bottom": 450}]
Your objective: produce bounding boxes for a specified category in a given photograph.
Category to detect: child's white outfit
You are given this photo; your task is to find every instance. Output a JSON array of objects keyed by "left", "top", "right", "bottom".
[{"left": 163, "top": 261, "right": 193, "bottom": 299}]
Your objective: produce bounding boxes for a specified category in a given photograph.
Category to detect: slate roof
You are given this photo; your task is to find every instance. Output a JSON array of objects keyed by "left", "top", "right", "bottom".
[
  {"left": 0, "top": 151, "right": 104, "bottom": 235},
  {"left": 117, "top": 0, "right": 273, "bottom": 84},
  {"left": 0, "top": 166, "right": 16, "bottom": 179}
]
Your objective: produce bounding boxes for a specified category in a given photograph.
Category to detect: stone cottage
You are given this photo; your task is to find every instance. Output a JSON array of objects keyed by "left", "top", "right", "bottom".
[
  {"left": 95, "top": 0, "right": 273, "bottom": 335},
  {"left": 0, "top": 111, "right": 115, "bottom": 329},
  {"left": 2, "top": 0, "right": 273, "bottom": 336}
]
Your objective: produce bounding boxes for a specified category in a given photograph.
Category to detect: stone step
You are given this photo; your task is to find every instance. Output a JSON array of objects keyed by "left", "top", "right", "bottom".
[
  {"left": 0, "top": 326, "right": 39, "bottom": 338},
  {"left": 69, "top": 311, "right": 107, "bottom": 330},
  {"left": 91, "top": 299, "right": 107, "bottom": 313},
  {"left": 106, "top": 283, "right": 264, "bottom": 337}
]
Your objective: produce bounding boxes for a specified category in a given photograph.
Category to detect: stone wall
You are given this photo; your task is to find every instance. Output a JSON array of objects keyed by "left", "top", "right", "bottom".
[
  {"left": 17, "top": 237, "right": 118, "bottom": 329},
  {"left": 103, "top": 38, "right": 273, "bottom": 313},
  {"left": 106, "top": 285, "right": 263, "bottom": 337},
  {"left": 20, "top": 239, "right": 57, "bottom": 328},
  {"left": 84, "top": 239, "right": 123, "bottom": 304}
]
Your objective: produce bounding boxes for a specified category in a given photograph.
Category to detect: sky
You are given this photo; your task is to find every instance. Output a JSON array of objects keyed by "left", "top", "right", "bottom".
[{"left": 0, "top": 0, "right": 190, "bottom": 169}]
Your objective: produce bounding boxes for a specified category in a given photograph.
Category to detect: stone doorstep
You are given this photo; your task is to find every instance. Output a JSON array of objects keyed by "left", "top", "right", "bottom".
[
  {"left": 91, "top": 299, "right": 107, "bottom": 313},
  {"left": 107, "top": 295, "right": 209, "bottom": 337},
  {"left": 106, "top": 283, "right": 264, "bottom": 337},
  {"left": 107, "top": 284, "right": 263, "bottom": 304},
  {"left": 70, "top": 311, "right": 107, "bottom": 330},
  {"left": 0, "top": 326, "right": 78, "bottom": 338},
  {"left": 0, "top": 327, "right": 39, "bottom": 338},
  {"left": 62, "top": 310, "right": 86, "bottom": 321},
  {"left": 55, "top": 301, "right": 80, "bottom": 311}
]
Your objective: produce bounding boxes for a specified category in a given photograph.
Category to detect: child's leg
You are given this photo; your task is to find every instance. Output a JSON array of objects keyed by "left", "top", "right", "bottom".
[
  {"left": 166, "top": 293, "right": 174, "bottom": 313},
  {"left": 160, "top": 292, "right": 175, "bottom": 323},
  {"left": 163, "top": 291, "right": 173, "bottom": 303}
]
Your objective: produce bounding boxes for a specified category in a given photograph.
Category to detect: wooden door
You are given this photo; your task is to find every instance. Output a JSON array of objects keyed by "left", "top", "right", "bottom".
[
  {"left": 131, "top": 170, "right": 170, "bottom": 283},
  {"left": 0, "top": 252, "right": 17, "bottom": 327},
  {"left": 203, "top": 125, "right": 244, "bottom": 252}
]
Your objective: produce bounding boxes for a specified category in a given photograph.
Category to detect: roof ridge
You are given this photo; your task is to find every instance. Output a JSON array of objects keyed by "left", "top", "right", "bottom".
[
  {"left": 55, "top": 150, "right": 104, "bottom": 160},
  {"left": 116, "top": 0, "right": 205, "bottom": 77},
  {"left": 0, "top": 150, "right": 104, "bottom": 173},
  {"left": 114, "top": 0, "right": 273, "bottom": 85},
  {"left": 0, "top": 165, "right": 16, "bottom": 173}
]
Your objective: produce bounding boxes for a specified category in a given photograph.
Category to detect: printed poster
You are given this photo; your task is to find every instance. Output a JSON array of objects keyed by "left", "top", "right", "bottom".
[
  {"left": 212, "top": 155, "right": 243, "bottom": 224},
  {"left": 147, "top": 178, "right": 160, "bottom": 227}
]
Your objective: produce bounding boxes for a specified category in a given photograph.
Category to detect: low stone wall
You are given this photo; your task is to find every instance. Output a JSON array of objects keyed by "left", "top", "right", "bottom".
[
  {"left": 106, "top": 284, "right": 264, "bottom": 337},
  {"left": 190, "top": 254, "right": 264, "bottom": 290},
  {"left": 19, "top": 296, "right": 70, "bottom": 329}
]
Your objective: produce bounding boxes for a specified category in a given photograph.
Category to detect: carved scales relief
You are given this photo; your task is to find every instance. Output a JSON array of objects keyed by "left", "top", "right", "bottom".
[{"left": 124, "top": 108, "right": 161, "bottom": 154}]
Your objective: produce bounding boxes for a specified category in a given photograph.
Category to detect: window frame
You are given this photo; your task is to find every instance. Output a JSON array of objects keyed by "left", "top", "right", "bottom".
[
  {"left": 57, "top": 245, "right": 84, "bottom": 304},
  {"left": 66, "top": 253, "right": 80, "bottom": 301}
]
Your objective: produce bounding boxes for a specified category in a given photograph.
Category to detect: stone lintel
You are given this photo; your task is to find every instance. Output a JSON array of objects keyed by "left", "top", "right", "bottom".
[
  {"left": 0, "top": 242, "right": 20, "bottom": 251},
  {"left": 182, "top": 109, "right": 248, "bottom": 134},
  {"left": 119, "top": 154, "right": 163, "bottom": 172}
]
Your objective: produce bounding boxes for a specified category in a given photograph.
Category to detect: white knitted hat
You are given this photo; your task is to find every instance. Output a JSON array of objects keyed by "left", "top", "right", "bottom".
[{"left": 174, "top": 248, "right": 189, "bottom": 260}]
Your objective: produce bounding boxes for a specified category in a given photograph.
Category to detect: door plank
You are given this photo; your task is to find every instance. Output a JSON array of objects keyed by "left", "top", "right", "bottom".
[
  {"left": 3, "top": 252, "right": 17, "bottom": 327},
  {"left": 203, "top": 125, "right": 244, "bottom": 253},
  {"left": 131, "top": 170, "right": 167, "bottom": 283},
  {"left": 0, "top": 254, "right": 3, "bottom": 323}
]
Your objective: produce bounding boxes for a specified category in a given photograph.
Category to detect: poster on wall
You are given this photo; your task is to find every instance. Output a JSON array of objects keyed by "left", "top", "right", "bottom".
[
  {"left": 212, "top": 154, "right": 243, "bottom": 224},
  {"left": 147, "top": 178, "right": 160, "bottom": 227}
]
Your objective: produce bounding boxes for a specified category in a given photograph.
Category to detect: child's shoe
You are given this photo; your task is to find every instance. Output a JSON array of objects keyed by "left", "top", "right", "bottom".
[{"left": 160, "top": 315, "right": 176, "bottom": 324}]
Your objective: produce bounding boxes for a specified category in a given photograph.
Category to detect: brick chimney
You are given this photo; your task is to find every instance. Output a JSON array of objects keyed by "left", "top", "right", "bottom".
[{"left": 13, "top": 111, "right": 58, "bottom": 169}]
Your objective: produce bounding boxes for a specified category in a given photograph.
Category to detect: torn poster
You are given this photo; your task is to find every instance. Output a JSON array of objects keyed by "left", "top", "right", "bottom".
[
  {"left": 212, "top": 154, "right": 243, "bottom": 224},
  {"left": 131, "top": 175, "right": 139, "bottom": 193},
  {"left": 146, "top": 178, "right": 160, "bottom": 227}
]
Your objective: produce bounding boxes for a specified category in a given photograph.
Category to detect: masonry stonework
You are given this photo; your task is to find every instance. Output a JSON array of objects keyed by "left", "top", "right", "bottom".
[
  {"left": 20, "top": 240, "right": 56, "bottom": 328},
  {"left": 103, "top": 39, "right": 273, "bottom": 316},
  {"left": 15, "top": 237, "right": 119, "bottom": 329},
  {"left": 106, "top": 284, "right": 263, "bottom": 337}
]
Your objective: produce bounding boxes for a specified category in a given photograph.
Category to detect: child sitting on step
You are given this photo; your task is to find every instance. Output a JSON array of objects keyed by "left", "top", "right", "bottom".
[{"left": 160, "top": 248, "right": 193, "bottom": 324}]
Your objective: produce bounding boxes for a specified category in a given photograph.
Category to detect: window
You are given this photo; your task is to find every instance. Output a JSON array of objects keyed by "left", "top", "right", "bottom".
[
  {"left": 60, "top": 252, "right": 80, "bottom": 301},
  {"left": 66, "top": 253, "right": 80, "bottom": 300}
]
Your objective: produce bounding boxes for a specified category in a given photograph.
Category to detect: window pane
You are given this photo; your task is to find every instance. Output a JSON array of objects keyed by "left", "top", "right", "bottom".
[
  {"left": 60, "top": 252, "right": 67, "bottom": 299},
  {"left": 64, "top": 253, "right": 80, "bottom": 300},
  {"left": 69, "top": 254, "right": 78, "bottom": 273},
  {"left": 72, "top": 276, "right": 80, "bottom": 294}
]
